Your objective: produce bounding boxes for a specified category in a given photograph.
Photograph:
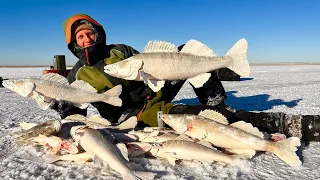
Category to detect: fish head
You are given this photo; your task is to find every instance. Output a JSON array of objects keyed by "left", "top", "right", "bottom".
[
  {"left": 104, "top": 58, "right": 143, "bottom": 80},
  {"left": 161, "top": 114, "right": 189, "bottom": 133},
  {"left": 2, "top": 79, "right": 35, "bottom": 97},
  {"left": 70, "top": 125, "right": 87, "bottom": 145}
]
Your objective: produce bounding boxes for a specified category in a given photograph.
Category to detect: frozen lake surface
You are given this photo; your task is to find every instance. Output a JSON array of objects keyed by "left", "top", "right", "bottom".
[{"left": 1, "top": 65, "right": 320, "bottom": 179}]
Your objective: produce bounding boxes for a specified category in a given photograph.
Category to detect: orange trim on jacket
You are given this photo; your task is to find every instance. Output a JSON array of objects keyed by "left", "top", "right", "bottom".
[{"left": 65, "top": 14, "right": 101, "bottom": 45}]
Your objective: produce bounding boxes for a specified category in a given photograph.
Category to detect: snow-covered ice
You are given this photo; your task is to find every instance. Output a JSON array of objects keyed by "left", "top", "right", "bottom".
[{"left": 1, "top": 65, "right": 320, "bottom": 179}]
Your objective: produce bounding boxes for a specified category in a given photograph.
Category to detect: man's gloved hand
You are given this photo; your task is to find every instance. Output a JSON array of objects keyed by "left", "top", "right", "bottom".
[{"left": 49, "top": 100, "right": 86, "bottom": 119}]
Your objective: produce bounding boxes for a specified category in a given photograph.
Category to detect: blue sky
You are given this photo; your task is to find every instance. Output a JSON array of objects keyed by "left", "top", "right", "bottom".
[{"left": 0, "top": 0, "right": 319, "bottom": 66}]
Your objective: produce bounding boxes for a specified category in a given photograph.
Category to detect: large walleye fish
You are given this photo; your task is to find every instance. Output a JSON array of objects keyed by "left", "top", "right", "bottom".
[
  {"left": 2, "top": 73, "right": 122, "bottom": 110},
  {"left": 104, "top": 38, "right": 250, "bottom": 92},
  {"left": 161, "top": 112, "right": 302, "bottom": 167},
  {"left": 149, "top": 140, "right": 240, "bottom": 166},
  {"left": 70, "top": 125, "right": 155, "bottom": 180}
]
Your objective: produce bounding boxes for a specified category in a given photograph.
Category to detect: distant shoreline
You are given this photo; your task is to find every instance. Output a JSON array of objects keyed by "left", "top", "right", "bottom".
[{"left": 0, "top": 62, "right": 320, "bottom": 68}]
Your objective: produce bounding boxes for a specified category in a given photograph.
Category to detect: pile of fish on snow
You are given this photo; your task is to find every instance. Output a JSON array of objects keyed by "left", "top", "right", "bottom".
[{"left": 11, "top": 108, "right": 302, "bottom": 180}]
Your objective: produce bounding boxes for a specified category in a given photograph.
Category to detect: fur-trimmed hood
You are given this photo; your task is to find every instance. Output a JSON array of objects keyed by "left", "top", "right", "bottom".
[{"left": 63, "top": 13, "right": 109, "bottom": 65}]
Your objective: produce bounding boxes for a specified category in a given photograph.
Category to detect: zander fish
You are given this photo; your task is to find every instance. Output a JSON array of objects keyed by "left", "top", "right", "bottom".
[
  {"left": 104, "top": 38, "right": 250, "bottom": 92},
  {"left": 161, "top": 112, "right": 302, "bottom": 167},
  {"left": 149, "top": 140, "right": 240, "bottom": 166},
  {"left": 70, "top": 125, "right": 155, "bottom": 180},
  {"left": 2, "top": 73, "right": 122, "bottom": 110}
]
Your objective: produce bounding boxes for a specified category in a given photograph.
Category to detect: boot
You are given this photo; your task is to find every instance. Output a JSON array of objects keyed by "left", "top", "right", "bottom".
[{"left": 301, "top": 115, "right": 320, "bottom": 143}]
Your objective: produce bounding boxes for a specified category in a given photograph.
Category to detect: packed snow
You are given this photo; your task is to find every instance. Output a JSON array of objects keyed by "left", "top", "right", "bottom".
[{"left": 1, "top": 65, "right": 320, "bottom": 180}]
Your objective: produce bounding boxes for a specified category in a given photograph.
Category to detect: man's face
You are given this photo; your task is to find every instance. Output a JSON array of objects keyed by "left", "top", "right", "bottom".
[{"left": 75, "top": 29, "right": 96, "bottom": 48}]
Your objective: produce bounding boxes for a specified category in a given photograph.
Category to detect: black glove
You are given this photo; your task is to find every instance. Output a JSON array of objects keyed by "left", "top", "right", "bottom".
[{"left": 49, "top": 100, "right": 87, "bottom": 119}]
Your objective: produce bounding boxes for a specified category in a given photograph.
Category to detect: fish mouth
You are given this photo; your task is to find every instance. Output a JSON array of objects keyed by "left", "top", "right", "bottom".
[{"left": 2, "top": 80, "right": 13, "bottom": 90}]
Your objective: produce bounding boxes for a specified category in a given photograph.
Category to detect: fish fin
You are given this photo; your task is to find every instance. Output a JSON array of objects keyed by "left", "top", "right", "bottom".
[
  {"left": 143, "top": 76, "right": 165, "bottom": 92},
  {"left": 143, "top": 127, "right": 164, "bottom": 132},
  {"left": 149, "top": 130, "right": 160, "bottom": 137},
  {"left": 271, "top": 137, "right": 302, "bottom": 167},
  {"left": 128, "top": 130, "right": 145, "bottom": 139},
  {"left": 73, "top": 103, "right": 89, "bottom": 109},
  {"left": 64, "top": 114, "right": 87, "bottom": 122},
  {"left": 31, "top": 91, "right": 52, "bottom": 110},
  {"left": 197, "top": 141, "right": 216, "bottom": 149},
  {"left": 188, "top": 73, "right": 211, "bottom": 88},
  {"left": 198, "top": 109, "right": 229, "bottom": 125},
  {"left": 43, "top": 154, "right": 61, "bottom": 164},
  {"left": 226, "top": 38, "right": 250, "bottom": 77},
  {"left": 148, "top": 79, "right": 165, "bottom": 92},
  {"left": 187, "top": 127, "right": 208, "bottom": 140},
  {"left": 115, "top": 143, "right": 130, "bottom": 162},
  {"left": 180, "top": 39, "right": 216, "bottom": 57},
  {"left": 199, "top": 158, "right": 214, "bottom": 164},
  {"left": 19, "top": 122, "right": 38, "bottom": 130},
  {"left": 19, "top": 81, "right": 35, "bottom": 97},
  {"left": 87, "top": 114, "right": 111, "bottom": 126},
  {"left": 139, "top": 71, "right": 151, "bottom": 84},
  {"left": 230, "top": 121, "right": 264, "bottom": 138},
  {"left": 230, "top": 154, "right": 252, "bottom": 160},
  {"left": 117, "top": 116, "right": 138, "bottom": 130},
  {"left": 70, "top": 80, "right": 97, "bottom": 92},
  {"left": 140, "top": 71, "right": 165, "bottom": 92},
  {"left": 42, "top": 73, "right": 69, "bottom": 85},
  {"left": 103, "top": 85, "right": 122, "bottom": 107},
  {"left": 92, "top": 155, "right": 105, "bottom": 167},
  {"left": 143, "top": 40, "right": 178, "bottom": 53},
  {"left": 175, "top": 134, "right": 194, "bottom": 142},
  {"left": 30, "top": 134, "right": 48, "bottom": 145},
  {"left": 225, "top": 148, "right": 256, "bottom": 159},
  {"left": 165, "top": 156, "right": 177, "bottom": 166},
  {"left": 131, "top": 171, "right": 156, "bottom": 180}
]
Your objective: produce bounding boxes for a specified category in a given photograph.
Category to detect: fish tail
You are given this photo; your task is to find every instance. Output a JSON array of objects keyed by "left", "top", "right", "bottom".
[
  {"left": 104, "top": 84, "right": 122, "bottom": 97},
  {"left": 103, "top": 97, "right": 122, "bottom": 107},
  {"left": 270, "top": 137, "right": 302, "bottom": 167},
  {"left": 117, "top": 116, "right": 138, "bottom": 130},
  {"left": 103, "top": 85, "right": 122, "bottom": 106},
  {"left": 226, "top": 38, "right": 250, "bottom": 77}
]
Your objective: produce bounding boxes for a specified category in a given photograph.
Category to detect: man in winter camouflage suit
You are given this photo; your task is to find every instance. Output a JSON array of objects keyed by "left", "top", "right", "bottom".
[{"left": 51, "top": 13, "right": 320, "bottom": 143}]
